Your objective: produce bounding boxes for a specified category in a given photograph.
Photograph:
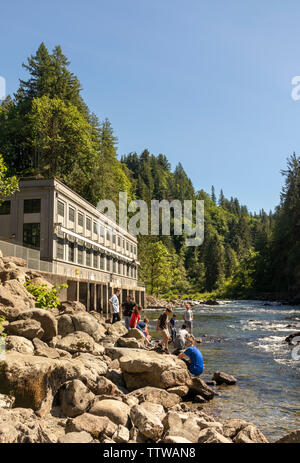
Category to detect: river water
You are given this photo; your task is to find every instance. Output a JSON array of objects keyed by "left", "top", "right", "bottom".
[{"left": 145, "top": 300, "right": 300, "bottom": 441}]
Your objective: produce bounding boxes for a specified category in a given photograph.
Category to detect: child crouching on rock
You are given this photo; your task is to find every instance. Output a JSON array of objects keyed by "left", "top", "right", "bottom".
[{"left": 178, "top": 334, "right": 204, "bottom": 376}]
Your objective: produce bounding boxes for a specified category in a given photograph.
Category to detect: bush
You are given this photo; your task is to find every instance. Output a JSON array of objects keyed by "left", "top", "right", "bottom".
[
  {"left": 0, "top": 315, "right": 7, "bottom": 338},
  {"left": 24, "top": 282, "right": 68, "bottom": 310}
]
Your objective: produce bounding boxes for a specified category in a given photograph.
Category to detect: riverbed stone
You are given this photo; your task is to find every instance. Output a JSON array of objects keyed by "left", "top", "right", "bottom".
[
  {"left": 58, "top": 431, "right": 93, "bottom": 443},
  {"left": 5, "top": 335, "right": 34, "bottom": 354},
  {"left": 212, "top": 371, "right": 237, "bottom": 386},
  {"left": 198, "top": 428, "right": 232, "bottom": 443},
  {"left": 6, "top": 319, "right": 44, "bottom": 340},
  {"left": 128, "top": 386, "right": 180, "bottom": 409}
]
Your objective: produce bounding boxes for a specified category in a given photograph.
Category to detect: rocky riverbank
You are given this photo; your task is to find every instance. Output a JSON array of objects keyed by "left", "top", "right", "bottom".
[
  {"left": 146, "top": 295, "right": 220, "bottom": 309},
  {"left": 0, "top": 254, "right": 298, "bottom": 444}
]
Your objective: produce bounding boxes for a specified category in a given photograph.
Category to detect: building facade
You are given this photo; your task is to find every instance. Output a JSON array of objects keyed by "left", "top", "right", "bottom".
[{"left": 0, "top": 178, "right": 145, "bottom": 313}]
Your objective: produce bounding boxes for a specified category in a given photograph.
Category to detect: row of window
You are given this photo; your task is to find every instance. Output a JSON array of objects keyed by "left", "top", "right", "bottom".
[
  {"left": 0, "top": 199, "right": 41, "bottom": 216},
  {"left": 57, "top": 199, "right": 137, "bottom": 255},
  {"left": 56, "top": 239, "right": 137, "bottom": 278}
]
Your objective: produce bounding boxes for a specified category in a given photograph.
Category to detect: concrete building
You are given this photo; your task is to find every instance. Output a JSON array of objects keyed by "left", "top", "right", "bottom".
[{"left": 0, "top": 178, "right": 145, "bottom": 314}]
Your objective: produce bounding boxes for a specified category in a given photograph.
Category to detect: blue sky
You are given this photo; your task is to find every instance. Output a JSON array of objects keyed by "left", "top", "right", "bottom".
[{"left": 1, "top": 0, "right": 300, "bottom": 212}]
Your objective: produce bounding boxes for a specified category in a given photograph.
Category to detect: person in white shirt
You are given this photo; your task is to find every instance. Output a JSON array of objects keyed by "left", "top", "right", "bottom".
[
  {"left": 184, "top": 304, "right": 193, "bottom": 334},
  {"left": 173, "top": 324, "right": 189, "bottom": 355},
  {"left": 109, "top": 288, "right": 121, "bottom": 324}
]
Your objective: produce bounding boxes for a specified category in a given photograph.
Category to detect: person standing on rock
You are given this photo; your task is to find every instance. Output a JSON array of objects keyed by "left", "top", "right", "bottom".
[
  {"left": 122, "top": 294, "right": 136, "bottom": 330},
  {"left": 109, "top": 288, "right": 121, "bottom": 324},
  {"left": 156, "top": 307, "right": 172, "bottom": 353},
  {"left": 169, "top": 313, "right": 177, "bottom": 343},
  {"left": 184, "top": 304, "right": 193, "bottom": 334},
  {"left": 178, "top": 334, "right": 204, "bottom": 376}
]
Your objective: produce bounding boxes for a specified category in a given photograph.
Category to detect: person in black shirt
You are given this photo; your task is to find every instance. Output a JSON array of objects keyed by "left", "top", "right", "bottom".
[{"left": 122, "top": 295, "right": 136, "bottom": 330}]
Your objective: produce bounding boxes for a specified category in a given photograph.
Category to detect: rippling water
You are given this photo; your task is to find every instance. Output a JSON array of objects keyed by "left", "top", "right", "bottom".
[{"left": 146, "top": 300, "right": 300, "bottom": 441}]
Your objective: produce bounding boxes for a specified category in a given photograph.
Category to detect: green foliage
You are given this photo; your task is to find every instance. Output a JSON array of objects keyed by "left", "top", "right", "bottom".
[
  {"left": 24, "top": 282, "right": 68, "bottom": 310},
  {"left": 0, "top": 154, "right": 19, "bottom": 203},
  {"left": 0, "top": 315, "right": 7, "bottom": 338}
]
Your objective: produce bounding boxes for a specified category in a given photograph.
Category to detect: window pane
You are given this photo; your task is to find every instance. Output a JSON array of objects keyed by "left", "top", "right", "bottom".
[
  {"left": 100, "top": 254, "right": 105, "bottom": 270},
  {"left": 86, "top": 249, "right": 91, "bottom": 266},
  {"left": 78, "top": 245, "right": 83, "bottom": 264},
  {"left": 93, "top": 222, "right": 98, "bottom": 234},
  {"left": 57, "top": 200, "right": 64, "bottom": 217},
  {"left": 86, "top": 217, "right": 91, "bottom": 231},
  {"left": 93, "top": 252, "right": 98, "bottom": 268},
  {"left": 23, "top": 223, "right": 40, "bottom": 249},
  {"left": 56, "top": 237, "right": 64, "bottom": 259},
  {"left": 68, "top": 242, "right": 75, "bottom": 262},
  {"left": 117, "top": 236, "right": 121, "bottom": 246},
  {"left": 78, "top": 212, "right": 83, "bottom": 227},
  {"left": 69, "top": 207, "right": 75, "bottom": 222},
  {"left": 106, "top": 230, "right": 110, "bottom": 241},
  {"left": 24, "top": 199, "right": 41, "bottom": 214},
  {"left": 0, "top": 200, "right": 11, "bottom": 215}
]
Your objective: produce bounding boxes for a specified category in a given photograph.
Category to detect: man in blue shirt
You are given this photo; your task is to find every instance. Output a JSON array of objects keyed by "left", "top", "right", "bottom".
[{"left": 178, "top": 334, "right": 204, "bottom": 376}]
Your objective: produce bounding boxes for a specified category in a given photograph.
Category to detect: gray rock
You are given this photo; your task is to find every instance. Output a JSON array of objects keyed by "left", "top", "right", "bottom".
[
  {"left": 18, "top": 308, "right": 58, "bottom": 342},
  {"left": 59, "top": 379, "right": 95, "bottom": 418},
  {"left": 66, "top": 413, "right": 117, "bottom": 438},
  {"left": 130, "top": 404, "right": 164, "bottom": 441},
  {"left": 276, "top": 429, "right": 300, "bottom": 443},
  {"left": 90, "top": 399, "right": 130, "bottom": 426},
  {"left": 33, "top": 338, "right": 60, "bottom": 359},
  {"left": 234, "top": 424, "right": 268, "bottom": 443},
  {"left": 5, "top": 335, "right": 34, "bottom": 354},
  {"left": 212, "top": 371, "right": 237, "bottom": 386},
  {"left": 6, "top": 319, "right": 44, "bottom": 340}
]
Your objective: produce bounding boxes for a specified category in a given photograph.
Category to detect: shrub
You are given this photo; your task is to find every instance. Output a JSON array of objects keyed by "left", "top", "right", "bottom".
[
  {"left": 0, "top": 315, "right": 7, "bottom": 338},
  {"left": 24, "top": 282, "right": 68, "bottom": 310}
]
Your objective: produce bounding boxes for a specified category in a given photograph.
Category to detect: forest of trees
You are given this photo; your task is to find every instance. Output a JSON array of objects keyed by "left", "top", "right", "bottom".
[{"left": 1, "top": 43, "right": 300, "bottom": 301}]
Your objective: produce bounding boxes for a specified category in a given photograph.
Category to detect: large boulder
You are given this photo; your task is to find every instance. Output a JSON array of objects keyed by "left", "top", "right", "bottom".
[
  {"left": 130, "top": 404, "right": 164, "bottom": 441},
  {"left": 123, "top": 328, "right": 145, "bottom": 341},
  {"left": 234, "top": 424, "right": 269, "bottom": 443},
  {"left": 276, "top": 429, "right": 300, "bottom": 443},
  {"left": 0, "top": 408, "right": 54, "bottom": 443},
  {"left": 96, "top": 376, "right": 124, "bottom": 397},
  {"left": 198, "top": 428, "right": 232, "bottom": 443},
  {"left": 189, "top": 377, "right": 215, "bottom": 400},
  {"left": 54, "top": 331, "right": 96, "bottom": 354},
  {"left": 106, "top": 322, "right": 128, "bottom": 338},
  {"left": 118, "top": 350, "right": 191, "bottom": 391},
  {"left": 117, "top": 337, "right": 145, "bottom": 349},
  {"left": 6, "top": 319, "right": 44, "bottom": 340},
  {"left": 112, "top": 425, "right": 130, "bottom": 443},
  {"left": 5, "top": 336, "right": 34, "bottom": 354},
  {"left": 163, "top": 410, "right": 223, "bottom": 443},
  {"left": 59, "top": 379, "right": 95, "bottom": 418},
  {"left": 2, "top": 257, "right": 27, "bottom": 267},
  {"left": 57, "top": 314, "right": 74, "bottom": 337},
  {"left": 0, "top": 285, "right": 34, "bottom": 321},
  {"left": 32, "top": 338, "right": 60, "bottom": 359},
  {"left": 60, "top": 301, "right": 87, "bottom": 313},
  {"left": 128, "top": 386, "right": 180, "bottom": 409},
  {"left": 65, "top": 413, "right": 117, "bottom": 439},
  {"left": 70, "top": 312, "right": 106, "bottom": 341},
  {"left": 0, "top": 352, "right": 107, "bottom": 416},
  {"left": 139, "top": 402, "right": 166, "bottom": 421},
  {"left": 1, "top": 269, "right": 26, "bottom": 283},
  {"left": 17, "top": 309, "right": 57, "bottom": 342},
  {"left": 212, "top": 371, "right": 237, "bottom": 386},
  {"left": 221, "top": 418, "right": 252, "bottom": 439},
  {"left": 90, "top": 399, "right": 130, "bottom": 426}
]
